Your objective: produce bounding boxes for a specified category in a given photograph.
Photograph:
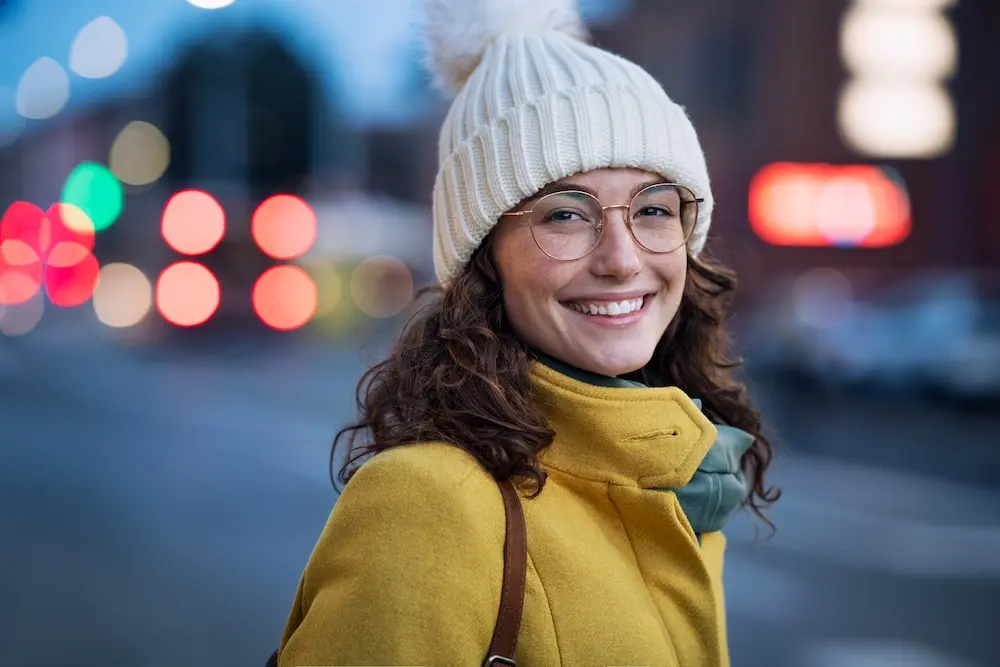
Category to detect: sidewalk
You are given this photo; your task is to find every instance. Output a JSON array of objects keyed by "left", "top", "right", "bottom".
[
  {"left": 728, "top": 453, "right": 1000, "bottom": 578},
  {"left": 752, "top": 377, "right": 1000, "bottom": 494}
]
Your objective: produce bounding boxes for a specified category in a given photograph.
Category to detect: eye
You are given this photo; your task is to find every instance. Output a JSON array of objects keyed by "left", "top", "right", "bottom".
[
  {"left": 543, "top": 208, "right": 588, "bottom": 223},
  {"left": 635, "top": 205, "right": 674, "bottom": 217}
]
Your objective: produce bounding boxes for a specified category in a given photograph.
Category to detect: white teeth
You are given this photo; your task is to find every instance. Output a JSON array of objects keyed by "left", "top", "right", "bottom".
[{"left": 567, "top": 296, "right": 645, "bottom": 317}]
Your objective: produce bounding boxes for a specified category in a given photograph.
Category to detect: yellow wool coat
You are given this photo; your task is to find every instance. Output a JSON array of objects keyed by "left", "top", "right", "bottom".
[{"left": 277, "top": 362, "right": 730, "bottom": 666}]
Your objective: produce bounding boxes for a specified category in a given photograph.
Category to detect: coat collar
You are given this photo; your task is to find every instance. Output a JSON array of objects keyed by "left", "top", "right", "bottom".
[{"left": 530, "top": 362, "right": 718, "bottom": 488}]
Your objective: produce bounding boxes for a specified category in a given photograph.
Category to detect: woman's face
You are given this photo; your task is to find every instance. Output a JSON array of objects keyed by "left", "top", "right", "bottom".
[{"left": 492, "top": 168, "right": 689, "bottom": 376}]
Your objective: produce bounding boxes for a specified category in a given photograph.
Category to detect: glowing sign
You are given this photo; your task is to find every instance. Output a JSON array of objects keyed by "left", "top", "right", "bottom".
[{"left": 748, "top": 162, "right": 911, "bottom": 248}]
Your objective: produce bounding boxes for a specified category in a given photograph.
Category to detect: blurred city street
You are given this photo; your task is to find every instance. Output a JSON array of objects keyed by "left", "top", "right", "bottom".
[
  {"left": 2, "top": 314, "right": 998, "bottom": 667},
  {"left": 2, "top": 1, "right": 999, "bottom": 665}
]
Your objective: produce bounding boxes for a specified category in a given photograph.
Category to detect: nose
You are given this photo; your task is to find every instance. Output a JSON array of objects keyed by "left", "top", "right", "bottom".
[{"left": 589, "top": 207, "right": 641, "bottom": 280}]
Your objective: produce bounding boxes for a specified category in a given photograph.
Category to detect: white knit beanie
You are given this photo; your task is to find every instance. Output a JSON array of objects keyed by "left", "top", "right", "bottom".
[{"left": 423, "top": 0, "right": 714, "bottom": 284}]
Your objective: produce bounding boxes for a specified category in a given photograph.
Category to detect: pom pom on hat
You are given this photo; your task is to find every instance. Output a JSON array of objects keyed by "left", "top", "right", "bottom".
[{"left": 421, "top": 0, "right": 589, "bottom": 95}]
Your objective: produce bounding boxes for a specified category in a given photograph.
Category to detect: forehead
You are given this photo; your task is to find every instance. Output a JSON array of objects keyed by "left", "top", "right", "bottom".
[
  {"left": 545, "top": 167, "right": 666, "bottom": 196},
  {"left": 508, "top": 168, "right": 672, "bottom": 214}
]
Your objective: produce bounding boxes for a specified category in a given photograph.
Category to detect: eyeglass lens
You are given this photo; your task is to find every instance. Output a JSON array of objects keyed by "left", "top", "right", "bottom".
[{"left": 527, "top": 184, "right": 697, "bottom": 260}]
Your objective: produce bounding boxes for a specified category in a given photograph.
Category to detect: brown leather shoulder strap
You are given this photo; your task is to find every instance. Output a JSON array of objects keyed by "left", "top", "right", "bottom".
[{"left": 483, "top": 478, "right": 527, "bottom": 667}]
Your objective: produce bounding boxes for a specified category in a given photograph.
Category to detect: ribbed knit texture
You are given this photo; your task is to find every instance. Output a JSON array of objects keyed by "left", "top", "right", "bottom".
[{"left": 432, "top": 31, "right": 714, "bottom": 283}]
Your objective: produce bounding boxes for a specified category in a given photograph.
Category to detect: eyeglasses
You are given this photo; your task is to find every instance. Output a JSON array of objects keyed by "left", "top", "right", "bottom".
[{"left": 500, "top": 183, "right": 703, "bottom": 261}]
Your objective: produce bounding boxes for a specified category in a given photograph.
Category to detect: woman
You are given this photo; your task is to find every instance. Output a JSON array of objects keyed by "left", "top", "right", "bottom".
[{"left": 275, "top": 0, "right": 778, "bottom": 664}]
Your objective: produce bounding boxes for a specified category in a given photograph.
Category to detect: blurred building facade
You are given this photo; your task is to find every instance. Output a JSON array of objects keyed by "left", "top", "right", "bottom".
[
  {"left": 1, "top": 0, "right": 996, "bottom": 320},
  {"left": 587, "top": 0, "right": 999, "bottom": 307}
]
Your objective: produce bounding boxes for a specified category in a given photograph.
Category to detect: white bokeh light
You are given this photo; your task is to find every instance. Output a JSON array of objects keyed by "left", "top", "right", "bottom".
[
  {"left": 187, "top": 0, "right": 237, "bottom": 8},
  {"left": 16, "top": 57, "right": 70, "bottom": 120},
  {"left": 854, "top": 0, "right": 956, "bottom": 9},
  {"left": 93, "top": 263, "right": 153, "bottom": 328},
  {"left": 109, "top": 121, "right": 171, "bottom": 185},
  {"left": 70, "top": 17, "right": 129, "bottom": 79},
  {"left": 841, "top": 6, "right": 957, "bottom": 81},
  {"left": 839, "top": 80, "right": 955, "bottom": 158},
  {"left": 351, "top": 256, "right": 414, "bottom": 318},
  {"left": 838, "top": 0, "right": 958, "bottom": 159}
]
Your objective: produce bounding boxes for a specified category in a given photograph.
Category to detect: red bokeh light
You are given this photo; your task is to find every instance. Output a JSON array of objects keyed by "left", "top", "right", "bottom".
[
  {"left": 0, "top": 202, "right": 95, "bottom": 255},
  {"left": 161, "top": 190, "right": 226, "bottom": 256},
  {"left": 45, "top": 243, "right": 101, "bottom": 307},
  {"left": 0, "top": 202, "right": 99, "bottom": 308},
  {"left": 0, "top": 240, "right": 43, "bottom": 305},
  {"left": 155, "top": 261, "right": 220, "bottom": 327},
  {"left": 251, "top": 195, "right": 317, "bottom": 260},
  {"left": 252, "top": 265, "right": 318, "bottom": 331},
  {"left": 748, "top": 163, "right": 911, "bottom": 247}
]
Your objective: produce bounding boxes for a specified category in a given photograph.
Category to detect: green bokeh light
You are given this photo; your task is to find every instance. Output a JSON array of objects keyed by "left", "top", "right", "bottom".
[{"left": 61, "top": 162, "right": 124, "bottom": 232}]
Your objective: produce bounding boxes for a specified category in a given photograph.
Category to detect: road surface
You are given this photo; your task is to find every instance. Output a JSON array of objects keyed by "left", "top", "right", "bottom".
[{"left": 2, "top": 323, "right": 998, "bottom": 667}]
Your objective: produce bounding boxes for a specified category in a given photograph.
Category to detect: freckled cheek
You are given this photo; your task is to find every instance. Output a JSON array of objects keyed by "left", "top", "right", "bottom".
[
  {"left": 494, "top": 227, "right": 576, "bottom": 324},
  {"left": 511, "top": 268, "right": 554, "bottom": 312},
  {"left": 504, "top": 265, "right": 571, "bottom": 330},
  {"left": 664, "top": 260, "right": 689, "bottom": 324},
  {"left": 642, "top": 254, "right": 685, "bottom": 317},
  {"left": 653, "top": 252, "right": 687, "bottom": 288}
]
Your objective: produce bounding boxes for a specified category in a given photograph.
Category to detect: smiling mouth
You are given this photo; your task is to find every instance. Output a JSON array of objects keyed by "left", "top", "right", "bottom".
[{"left": 561, "top": 293, "right": 656, "bottom": 317}]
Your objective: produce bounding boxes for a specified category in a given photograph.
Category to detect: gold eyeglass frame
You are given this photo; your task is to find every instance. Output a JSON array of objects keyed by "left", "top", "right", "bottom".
[{"left": 500, "top": 182, "right": 704, "bottom": 261}]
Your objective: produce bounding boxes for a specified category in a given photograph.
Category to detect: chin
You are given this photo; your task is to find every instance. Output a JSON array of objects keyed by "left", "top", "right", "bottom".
[{"left": 577, "top": 347, "right": 655, "bottom": 377}]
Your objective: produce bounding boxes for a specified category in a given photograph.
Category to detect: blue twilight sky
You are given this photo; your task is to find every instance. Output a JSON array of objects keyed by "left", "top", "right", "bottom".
[{"left": 0, "top": 0, "right": 629, "bottom": 136}]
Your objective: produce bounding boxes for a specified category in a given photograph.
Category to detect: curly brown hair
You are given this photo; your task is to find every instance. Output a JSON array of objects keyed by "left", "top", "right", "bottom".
[{"left": 331, "top": 234, "right": 780, "bottom": 525}]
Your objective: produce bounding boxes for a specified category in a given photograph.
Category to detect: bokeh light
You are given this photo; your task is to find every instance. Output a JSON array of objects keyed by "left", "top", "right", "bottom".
[
  {"left": 838, "top": 81, "right": 955, "bottom": 159},
  {"left": 69, "top": 17, "right": 128, "bottom": 79},
  {"left": 161, "top": 190, "right": 225, "bottom": 255},
  {"left": 156, "top": 261, "right": 220, "bottom": 327},
  {"left": 1, "top": 201, "right": 96, "bottom": 256},
  {"left": 813, "top": 177, "right": 878, "bottom": 245},
  {"left": 62, "top": 163, "right": 124, "bottom": 232},
  {"left": 93, "top": 263, "right": 152, "bottom": 328},
  {"left": 44, "top": 243, "right": 100, "bottom": 307},
  {"left": 110, "top": 121, "right": 171, "bottom": 185},
  {"left": 840, "top": 5, "right": 957, "bottom": 81},
  {"left": 252, "top": 265, "right": 318, "bottom": 331},
  {"left": 838, "top": 1, "right": 957, "bottom": 159},
  {"left": 305, "top": 262, "right": 343, "bottom": 317},
  {"left": 748, "top": 163, "right": 911, "bottom": 247},
  {"left": 0, "top": 202, "right": 99, "bottom": 307},
  {"left": 16, "top": 57, "right": 70, "bottom": 120},
  {"left": 853, "top": 0, "right": 956, "bottom": 7},
  {"left": 57, "top": 203, "right": 98, "bottom": 237},
  {"left": 0, "top": 289, "right": 44, "bottom": 336},
  {"left": 251, "top": 194, "right": 317, "bottom": 260},
  {"left": 350, "top": 256, "right": 414, "bottom": 318},
  {"left": 792, "top": 268, "right": 855, "bottom": 329},
  {"left": 0, "top": 239, "right": 43, "bottom": 305},
  {"left": 187, "top": 0, "right": 237, "bottom": 8}
]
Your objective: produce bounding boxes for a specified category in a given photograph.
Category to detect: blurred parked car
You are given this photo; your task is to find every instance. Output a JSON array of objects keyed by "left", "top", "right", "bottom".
[{"left": 745, "top": 271, "right": 1000, "bottom": 401}]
